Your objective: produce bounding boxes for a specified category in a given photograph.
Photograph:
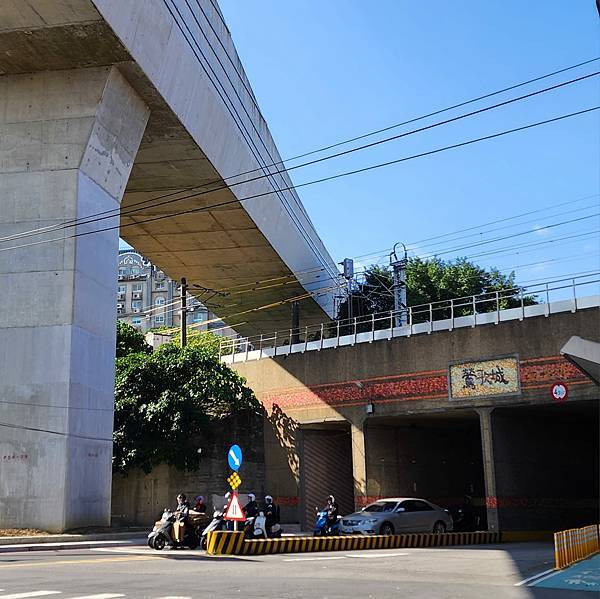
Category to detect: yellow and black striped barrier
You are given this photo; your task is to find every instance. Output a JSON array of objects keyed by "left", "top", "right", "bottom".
[
  {"left": 206, "top": 531, "right": 245, "bottom": 555},
  {"left": 554, "top": 524, "right": 599, "bottom": 569},
  {"left": 206, "top": 530, "right": 501, "bottom": 556}
]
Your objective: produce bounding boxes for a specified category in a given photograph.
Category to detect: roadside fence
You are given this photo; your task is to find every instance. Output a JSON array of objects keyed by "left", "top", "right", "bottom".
[{"left": 554, "top": 524, "right": 599, "bottom": 569}]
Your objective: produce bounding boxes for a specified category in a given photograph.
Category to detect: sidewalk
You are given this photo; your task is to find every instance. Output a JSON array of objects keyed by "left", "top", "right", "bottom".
[{"left": 0, "top": 530, "right": 147, "bottom": 553}]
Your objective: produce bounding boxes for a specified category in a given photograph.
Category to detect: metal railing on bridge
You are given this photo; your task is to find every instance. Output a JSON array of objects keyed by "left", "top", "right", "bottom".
[{"left": 219, "top": 273, "right": 600, "bottom": 363}]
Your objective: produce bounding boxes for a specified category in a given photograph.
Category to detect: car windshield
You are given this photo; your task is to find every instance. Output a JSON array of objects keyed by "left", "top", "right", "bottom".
[{"left": 363, "top": 501, "right": 397, "bottom": 513}]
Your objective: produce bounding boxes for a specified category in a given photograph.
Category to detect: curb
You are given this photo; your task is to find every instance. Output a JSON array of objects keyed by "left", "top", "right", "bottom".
[
  {"left": 0, "top": 536, "right": 147, "bottom": 553},
  {"left": 206, "top": 530, "right": 503, "bottom": 556}
]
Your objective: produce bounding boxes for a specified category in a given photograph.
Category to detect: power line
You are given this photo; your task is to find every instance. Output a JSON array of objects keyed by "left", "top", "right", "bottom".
[
  {"left": 0, "top": 421, "right": 112, "bottom": 443},
  {"left": 2, "top": 62, "right": 598, "bottom": 245},
  {"left": 2, "top": 106, "right": 597, "bottom": 256}
]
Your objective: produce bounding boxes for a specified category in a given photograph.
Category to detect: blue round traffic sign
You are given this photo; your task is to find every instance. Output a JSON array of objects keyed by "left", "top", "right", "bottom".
[{"left": 228, "top": 444, "right": 243, "bottom": 471}]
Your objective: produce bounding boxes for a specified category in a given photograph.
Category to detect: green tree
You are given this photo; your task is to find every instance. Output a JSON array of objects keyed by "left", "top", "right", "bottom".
[
  {"left": 116, "top": 321, "right": 152, "bottom": 358},
  {"left": 113, "top": 342, "right": 260, "bottom": 474},
  {"left": 336, "top": 257, "right": 535, "bottom": 328}
]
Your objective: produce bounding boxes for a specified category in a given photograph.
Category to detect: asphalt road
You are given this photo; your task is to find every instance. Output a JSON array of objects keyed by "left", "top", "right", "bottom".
[{"left": 0, "top": 542, "right": 584, "bottom": 598}]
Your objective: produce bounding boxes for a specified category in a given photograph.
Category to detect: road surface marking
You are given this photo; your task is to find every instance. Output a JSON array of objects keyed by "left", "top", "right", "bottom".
[
  {"left": 283, "top": 556, "right": 346, "bottom": 562},
  {"left": 0, "top": 556, "right": 159, "bottom": 570},
  {"left": 345, "top": 552, "right": 408, "bottom": 559},
  {"left": 156, "top": 596, "right": 193, "bottom": 598},
  {"left": 0, "top": 593, "right": 61, "bottom": 599},
  {"left": 527, "top": 569, "right": 563, "bottom": 586},
  {"left": 514, "top": 568, "right": 555, "bottom": 586},
  {"left": 67, "top": 595, "right": 125, "bottom": 599}
]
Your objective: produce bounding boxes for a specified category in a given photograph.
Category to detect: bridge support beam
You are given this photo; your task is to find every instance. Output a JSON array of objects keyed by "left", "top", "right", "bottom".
[
  {"left": 478, "top": 408, "right": 500, "bottom": 532},
  {"left": 0, "top": 67, "right": 149, "bottom": 532},
  {"left": 351, "top": 419, "right": 368, "bottom": 509}
]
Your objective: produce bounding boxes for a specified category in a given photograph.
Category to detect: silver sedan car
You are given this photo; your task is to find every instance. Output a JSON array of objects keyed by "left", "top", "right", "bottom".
[{"left": 340, "top": 498, "right": 453, "bottom": 536}]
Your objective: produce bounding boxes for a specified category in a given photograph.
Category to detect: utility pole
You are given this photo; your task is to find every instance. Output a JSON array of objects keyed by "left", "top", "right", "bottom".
[
  {"left": 341, "top": 258, "right": 354, "bottom": 320},
  {"left": 390, "top": 243, "right": 408, "bottom": 327},
  {"left": 291, "top": 301, "right": 300, "bottom": 345},
  {"left": 180, "top": 277, "right": 188, "bottom": 347}
]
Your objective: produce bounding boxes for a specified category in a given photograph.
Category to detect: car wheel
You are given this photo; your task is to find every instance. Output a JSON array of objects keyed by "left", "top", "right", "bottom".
[
  {"left": 153, "top": 533, "right": 166, "bottom": 550},
  {"left": 380, "top": 522, "right": 394, "bottom": 536},
  {"left": 432, "top": 521, "right": 446, "bottom": 534}
]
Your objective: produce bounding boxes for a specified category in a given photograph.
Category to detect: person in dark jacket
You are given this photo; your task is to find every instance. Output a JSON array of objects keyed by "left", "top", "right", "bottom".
[
  {"left": 264, "top": 495, "right": 280, "bottom": 532},
  {"left": 326, "top": 495, "right": 339, "bottom": 531},
  {"left": 244, "top": 493, "right": 258, "bottom": 519}
]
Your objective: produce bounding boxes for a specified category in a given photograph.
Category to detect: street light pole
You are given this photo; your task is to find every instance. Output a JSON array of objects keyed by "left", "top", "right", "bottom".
[{"left": 180, "top": 277, "right": 188, "bottom": 348}]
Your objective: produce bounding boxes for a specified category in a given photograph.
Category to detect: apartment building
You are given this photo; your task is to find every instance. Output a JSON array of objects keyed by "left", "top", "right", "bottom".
[{"left": 117, "top": 250, "right": 234, "bottom": 337}]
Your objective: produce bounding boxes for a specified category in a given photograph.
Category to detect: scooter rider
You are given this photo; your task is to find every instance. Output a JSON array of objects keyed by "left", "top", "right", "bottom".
[
  {"left": 174, "top": 493, "right": 190, "bottom": 543},
  {"left": 264, "top": 495, "right": 280, "bottom": 534},
  {"left": 244, "top": 493, "right": 258, "bottom": 519},
  {"left": 326, "top": 495, "right": 338, "bottom": 532}
]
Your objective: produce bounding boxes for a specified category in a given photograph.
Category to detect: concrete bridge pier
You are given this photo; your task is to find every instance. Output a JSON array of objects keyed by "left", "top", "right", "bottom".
[{"left": 0, "top": 66, "right": 149, "bottom": 532}]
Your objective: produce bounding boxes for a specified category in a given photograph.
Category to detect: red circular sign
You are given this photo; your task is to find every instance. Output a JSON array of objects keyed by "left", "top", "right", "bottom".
[{"left": 550, "top": 382, "right": 568, "bottom": 402}]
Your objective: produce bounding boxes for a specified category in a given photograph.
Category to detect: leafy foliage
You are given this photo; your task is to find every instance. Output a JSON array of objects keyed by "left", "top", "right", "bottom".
[
  {"left": 113, "top": 342, "right": 260, "bottom": 474},
  {"left": 116, "top": 321, "right": 151, "bottom": 358},
  {"left": 336, "top": 257, "right": 536, "bottom": 325}
]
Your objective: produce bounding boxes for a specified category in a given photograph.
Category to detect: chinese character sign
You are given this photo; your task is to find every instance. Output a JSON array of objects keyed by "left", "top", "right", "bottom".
[{"left": 449, "top": 357, "right": 520, "bottom": 399}]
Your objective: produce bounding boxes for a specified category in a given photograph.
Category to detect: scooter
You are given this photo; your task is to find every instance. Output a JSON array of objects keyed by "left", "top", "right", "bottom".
[
  {"left": 244, "top": 512, "right": 283, "bottom": 539},
  {"left": 313, "top": 508, "right": 340, "bottom": 536},
  {"left": 148, "top": 508, "right": 200, "bottom": 550},
  {"left": 200, "top": 508, "right": 226, "bottom": 548}
]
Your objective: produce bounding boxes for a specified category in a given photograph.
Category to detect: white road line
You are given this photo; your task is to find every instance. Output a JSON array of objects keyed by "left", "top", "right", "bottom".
[
  {"left": 156, "top": 596, "right": 193, "bottom": 598},
  {"left": 345, "top": 552, "right": 408, "bottom": 559},
  {"left": 67, "top": 595, "right": 125, "bottom": 598},
  {"left": 283, "top": 556, "right": 347, "bottom": 562},
  {"left": 0, "top": 593, "right": 62, "bottom": 599},
  {"left": 514, "top": 568, "right": 555, "bottom": 586},
  {"left": 528, "top": 570, "right": 563, "bottom": 587}
]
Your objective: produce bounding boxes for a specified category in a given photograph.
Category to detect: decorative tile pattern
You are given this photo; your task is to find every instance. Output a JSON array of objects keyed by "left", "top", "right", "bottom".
[{"left": 259, "top": 356, "right": 590, "bottom": 411}]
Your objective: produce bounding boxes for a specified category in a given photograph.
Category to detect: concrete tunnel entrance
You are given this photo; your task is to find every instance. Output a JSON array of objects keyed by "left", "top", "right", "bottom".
[
  {"left": 491, "top": 400, "right": 599, "bottom": 531},
  {"left": 364, "top": 411, "right": 487, "bottom": 528}
]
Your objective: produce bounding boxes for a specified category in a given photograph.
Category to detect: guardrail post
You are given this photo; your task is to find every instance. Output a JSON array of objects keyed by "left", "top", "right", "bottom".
[
  {"left": 245, "top": 337, "right": 249, "bottom": 361},
  {"left": 495, "top": 290, "right": 500, "bottom": 325},
  {"left": 449, "top": 299, "right": 454, "bottom": 331},
  {"left": 408, "top": 307, "right": 413, "bottom": 337},
  {"left": 428, "top": 303, "right": 433, "bottom": 334},
  {"left": 389, "top": 310, "right": 394, "bottom": 340},
  {"left": 519, "top": 288, "right": 525, "bottom": 321},
  {"left": 258, "top": 334, "right": 263, "bottom": 359},
  {"left": 336, "top": 320, "right": 340, "bottom": 348},
  {"left": 353, "top": 317, "right": 357, "bottom": 345},
  {"left": 371, "top": 313, "right": 375, "bottom": 342},
  {"left": 319, "top": 323, "right": 324, "bottom": 351},
  {"left": 303, "top": 325, "right": 309, "bottom": 352},
  {"left": 273, "top": 331, "right": 278, "bottom": 356},
  {"left": 288, "top": 328, "right": 293, "bottom": 355},
  {"left": 472, "top": 295, "right": 477, "bottom": 328},
  {"left": 545, "top": 283, "right": 550, "bottom": 317},
  {"left": 572, "top": 278, "right": 577, "bottom": 312}
]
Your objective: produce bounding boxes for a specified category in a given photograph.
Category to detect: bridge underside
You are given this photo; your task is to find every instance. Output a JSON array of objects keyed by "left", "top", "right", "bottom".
[{"left": 0, "top": 1, "right": 336, "bottom": 335}]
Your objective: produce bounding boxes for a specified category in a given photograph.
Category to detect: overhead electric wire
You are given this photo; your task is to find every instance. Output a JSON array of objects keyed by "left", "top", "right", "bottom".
[
  {"left": 2, "top": 62, "right": 598, "bottom": 245},
  {"left": 162, "top": 0, "right": 338, "bottom": 281},
  {"left": 2, "top": 105, "right": 597, "bottom": 257}
]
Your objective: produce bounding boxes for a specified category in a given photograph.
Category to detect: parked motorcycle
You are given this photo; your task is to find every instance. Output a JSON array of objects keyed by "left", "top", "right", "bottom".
[
  {"left": 313, "top": 508, "right": 340, "bottom": 536},
  {"left": 200, "top": 508, "right": 226, "bottom": 548}
]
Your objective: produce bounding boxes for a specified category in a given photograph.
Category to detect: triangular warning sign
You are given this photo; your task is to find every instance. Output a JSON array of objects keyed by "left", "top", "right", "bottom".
[{"left": 224, "top": 492, "right": 246, "bottom": 521}]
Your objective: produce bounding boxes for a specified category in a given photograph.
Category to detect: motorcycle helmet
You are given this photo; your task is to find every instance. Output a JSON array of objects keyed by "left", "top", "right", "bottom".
[
  {"left": 328, "top": 495, "right": 335, "bottom": 503},
  {"left": 248, "top": 493, "right": 256, "bottom": 501},
  {"left": 265, "top": 495, "right": 273, "bottom": 504}
]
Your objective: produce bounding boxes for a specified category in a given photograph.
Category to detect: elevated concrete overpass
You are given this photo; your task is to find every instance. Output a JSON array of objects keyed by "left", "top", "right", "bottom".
[{"left": 0, "top": 0, "right": 338, "bottom": 531}]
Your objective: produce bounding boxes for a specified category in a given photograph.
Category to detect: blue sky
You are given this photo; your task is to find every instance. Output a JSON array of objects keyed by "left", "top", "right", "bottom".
[{"left": 216, "top": 0, "right": 599, "bottom": 297}]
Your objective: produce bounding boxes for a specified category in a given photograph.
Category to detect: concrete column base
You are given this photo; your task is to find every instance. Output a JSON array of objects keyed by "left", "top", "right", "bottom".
[
  {"left": 351, "top": 419, "right": 368, "bottom": 508},
  {"left": 478, "top": 408, "right": 500, "bottom": 531},
  {"left": 0, "top": 67, "right": 149, "bottom": 532}
]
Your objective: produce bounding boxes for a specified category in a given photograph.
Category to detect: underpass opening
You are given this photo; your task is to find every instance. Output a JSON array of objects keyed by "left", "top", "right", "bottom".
[
  {"left": 364, "top": 410, "right": 487, "bottom": 530},
  {"left": 300, "top": 423, "right": 354, "bottom": 531},
  {"left": 492, "top": 399, "right": 599, "bottom": 531}
]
